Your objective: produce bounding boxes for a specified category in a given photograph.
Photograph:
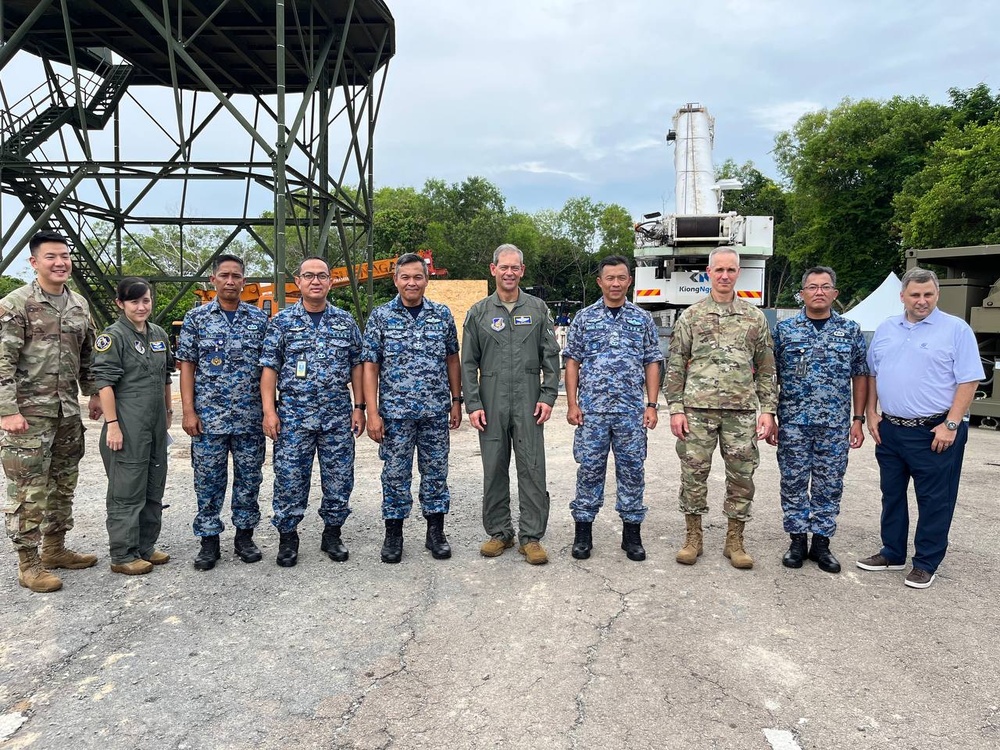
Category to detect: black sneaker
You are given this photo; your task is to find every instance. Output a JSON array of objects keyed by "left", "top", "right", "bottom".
[
  {"left": 904, "top": 567, "right": 936, "bottom": 589},
  {"left": 856, "top": 553, "right": 906, "bottom": 571}
]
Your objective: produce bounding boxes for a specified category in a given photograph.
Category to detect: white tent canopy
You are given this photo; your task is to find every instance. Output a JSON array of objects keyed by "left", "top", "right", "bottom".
[{"left": 843, "top": 272, "right": 902, "bottom": 333}]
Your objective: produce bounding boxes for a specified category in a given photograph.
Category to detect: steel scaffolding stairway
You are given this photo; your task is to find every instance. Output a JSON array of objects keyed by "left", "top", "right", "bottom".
[
  {"left": 82, "top": 64, "right": 134, "bottom": 128},
  {"left": 4, "top": 172, "right": 119, "bottom": 325},
  {"left": 1, "top": 64, "right": 134, "bottom": 324}
]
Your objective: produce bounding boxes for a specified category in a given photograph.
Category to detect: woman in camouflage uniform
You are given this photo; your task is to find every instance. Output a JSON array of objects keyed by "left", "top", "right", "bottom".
[{"left": 92, "top": 278, "right": 175, "bottom": 575}]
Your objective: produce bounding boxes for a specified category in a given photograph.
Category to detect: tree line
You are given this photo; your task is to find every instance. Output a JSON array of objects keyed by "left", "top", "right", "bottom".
[
  {"left": 4, "top": 84, "right": 997, "bottom": 317},
  {"left": 727, "top": 83, "right": 1000, "bottom": 307}
]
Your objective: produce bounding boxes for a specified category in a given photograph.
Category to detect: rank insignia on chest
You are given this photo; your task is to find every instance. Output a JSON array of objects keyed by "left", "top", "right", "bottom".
[
  {"left": 151, "top": 341, "right": 167, "bottom": 352},
  {"left": 513, "top": 315, "right": 532, "bottom": 325},
  {"left": 246, "top": 324, "right": 259, "bottom": 331},
  {"left": 834, "top": 330, "right": 846, "bottom": 337},
  {"left": 491, "top": 317, "right": 505, "bottom": 331},
  {"left": 210, "top": 356, "right": 223, "bottom": 366},
  {"left": 95, "top": 334, "right": 112, "bottom": 352},
  {"left": 134, "top": 341, "right": 146, "bottom": 354}
]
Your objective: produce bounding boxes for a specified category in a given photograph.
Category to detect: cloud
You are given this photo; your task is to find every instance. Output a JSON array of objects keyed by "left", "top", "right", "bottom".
[
  {"left": 750, "top": 101, "right": 824, "bottom": 133},
  {"left": 496, "top": 161, "right": 589, "bottom": 182}
]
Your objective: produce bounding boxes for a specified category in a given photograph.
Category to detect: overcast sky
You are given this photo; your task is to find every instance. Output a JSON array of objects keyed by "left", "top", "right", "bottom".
[
  {"left": 376, "top": 0, "right": 997, "bottom": 217},
  {"left": 1, "top": 0, "right": 997, "bottom": 276}
]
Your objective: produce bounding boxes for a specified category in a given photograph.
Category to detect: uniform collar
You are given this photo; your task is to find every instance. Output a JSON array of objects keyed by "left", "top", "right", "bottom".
[
  {"left": 31, "top": 279, "right": 81, "bottom": 311},
  {"left": 795, "top": 309, "right": 839, "bottom": 325},
  {"left": 291, "top": 300, "right": 330, "bottom": 321},
  {"left": 489, "top": 290, "right": 524, "bottom": 309},
  {"left": 208, "top": 299, "right": 247, "bottom": 318},
  {"left": 390, "top": 294, "right": 429, "bottom": 316},
  {"left": 703, "top": 295, "right": 740, "bottom": 314},
  {"left": 117, "top": 314, "right": 149, "bottom": 336}
]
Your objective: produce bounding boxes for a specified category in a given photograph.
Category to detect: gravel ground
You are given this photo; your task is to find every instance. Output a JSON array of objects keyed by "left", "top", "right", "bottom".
[{"left": 2, "top": 399, "right": 999, "bottom": 749}]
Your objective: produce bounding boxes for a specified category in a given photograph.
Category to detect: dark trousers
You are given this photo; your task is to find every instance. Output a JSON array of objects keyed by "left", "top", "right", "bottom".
[{"left": 875, "top": 419, "right": 968, "bottom": 573}]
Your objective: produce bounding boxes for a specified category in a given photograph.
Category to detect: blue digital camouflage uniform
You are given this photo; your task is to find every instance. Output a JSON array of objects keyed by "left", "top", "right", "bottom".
[
  {"left": 361, "top": 295, "right": 459, "bottom": 519},
  {"left": 773, "top": 310, "right": 868, "bottom": 536},
  {"left": 176, "top": 300, "right": 268, "bottom": 536},
  {"left": 563, "top": 301, "right": 663, "bottom": 523},
  {"left": 259, "top": 302, "right": 361, "bottom": 533}
]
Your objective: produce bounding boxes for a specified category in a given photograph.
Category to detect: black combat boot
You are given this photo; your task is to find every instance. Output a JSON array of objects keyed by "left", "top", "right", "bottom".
[
  {"left": 234, "top": 528, "right": 263, "bottom": 563},
  {"left": 782, "top": 533, "right": 808, "bottom": 569},
  {"left": 621, "top": 522, "right": 646, "bottom": 562},
  {"left": 808, "top": 534, "right": 841, "bottom": 573},
  {"left": 381, "top": 519, "right": 404, "bottom": 564},
  {"left": 571, "top": 521, "right": 593, "bottom": 560},
  {"left": 193, "top": 535, "right": 221, "bottom": 571},
  {"left": 424, "top": 513, "right": 451, "bottom": 559},
  {"left": 321, "top": 524, "right": 349, "bottom": 562},
  {"left": 276, "top": 530, "right": 299, "bottom": 567}
]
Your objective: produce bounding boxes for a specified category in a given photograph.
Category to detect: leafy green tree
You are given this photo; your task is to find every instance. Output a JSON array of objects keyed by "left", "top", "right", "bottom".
[
  {"left": 597, "top": 204, "right": 634, "bottom": 258},
  {"left": 774, "top": 96, "right": 950, "bottom": 301},
  {"left": 948, "top": 83, "right": 1000, "bottom": 128},
  {"left": 0, "top": 275, "right": 26, "bottom": 299},
  {"left": 80, "top": 223, "right": 262, "bottom": 323},
  {"left": 717, "top": 159, "right": 795, "bottom": 305},
  {"left": 525, "top": 197, "right": 634, "bottom": 305},
  {"left": 372, "top": 186, "right": 429, "bottom": 259},
  {"left": 419, "top": 177, "right": 510, "bottom": 279},
  {"left": 894, "top": 122, "right": 1000, "bottom": 248}
]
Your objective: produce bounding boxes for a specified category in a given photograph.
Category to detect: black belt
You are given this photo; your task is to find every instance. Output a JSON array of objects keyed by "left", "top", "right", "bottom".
[{"left": 881, "top": 412, "right": 947, "bottom": 428}]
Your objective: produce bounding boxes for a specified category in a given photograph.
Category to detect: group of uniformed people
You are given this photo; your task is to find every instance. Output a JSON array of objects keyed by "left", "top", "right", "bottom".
[
  {"left": 1, "top": 233, "right": 983, "bottom": 591},
  {"left": 0, "top": 233, "right": 175, "bottom": 590}
]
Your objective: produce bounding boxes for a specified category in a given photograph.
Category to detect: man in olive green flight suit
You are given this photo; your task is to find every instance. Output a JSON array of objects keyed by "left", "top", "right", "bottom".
[{"left": 462, "top": 243, "right": 560, "bottom": 565}]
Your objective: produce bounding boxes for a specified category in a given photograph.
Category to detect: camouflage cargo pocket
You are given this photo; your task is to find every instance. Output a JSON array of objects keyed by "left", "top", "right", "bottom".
[{"left": 0, "top": 436, "right": 46, "bottom": 483}]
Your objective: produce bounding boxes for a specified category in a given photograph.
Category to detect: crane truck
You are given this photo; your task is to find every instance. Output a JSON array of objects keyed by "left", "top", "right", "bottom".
[{"left": 632, "top": 103, "right": 774, "bottom": 325}]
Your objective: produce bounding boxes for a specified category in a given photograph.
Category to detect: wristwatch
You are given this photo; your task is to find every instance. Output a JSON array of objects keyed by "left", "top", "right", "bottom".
[
  {"left": 354, "top": 403, "right": 366, "bottom": 411},
  {"left": 646, "top": 402, "right": 659, "bottom": 410},
  {"left": 946, "top": 420, "right": 959, "bottom": 430},
  {"left": 852, "top": 415, "right": 865, "bottom": 424}
]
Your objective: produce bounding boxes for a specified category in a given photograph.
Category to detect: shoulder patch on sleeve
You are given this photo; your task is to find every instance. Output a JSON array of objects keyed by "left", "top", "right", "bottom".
[{"left": 95, "top": 334, "right": 113, "bottom": 352}]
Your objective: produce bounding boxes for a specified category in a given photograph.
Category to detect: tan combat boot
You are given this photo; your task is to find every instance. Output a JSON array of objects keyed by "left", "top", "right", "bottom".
[
  {"left": 676, "top": 514, "right": 704, "bottom": 565},
  {"left": 110, "top": 559, "right": 154, "bottom": 575},
  {"left": 41, "top": 531, "right": 98, "bottom": 570},
  {"left": 723, "top": 518, "right": 754, "bottom": 569},
  {"left": 17, "top": 548, "right": 63, "bottom": 593}
]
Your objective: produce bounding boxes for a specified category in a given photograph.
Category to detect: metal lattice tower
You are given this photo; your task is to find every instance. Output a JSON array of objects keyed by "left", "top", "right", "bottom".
[{"left": 0, "top": 0, "right": 394, "bottom": 325}]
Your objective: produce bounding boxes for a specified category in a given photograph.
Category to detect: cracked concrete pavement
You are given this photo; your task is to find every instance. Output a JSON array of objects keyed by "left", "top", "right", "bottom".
[{"left": 2, "top": 399, "right": 999, "bottom": 749}]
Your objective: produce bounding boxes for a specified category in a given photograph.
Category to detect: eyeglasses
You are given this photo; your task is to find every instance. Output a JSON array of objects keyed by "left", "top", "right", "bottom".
[
  {"left": 298, "top": 272, "right": 331, "bottom": 281},
  {"left": 802, "top": 284, "right": 836, "bottom": 293}
]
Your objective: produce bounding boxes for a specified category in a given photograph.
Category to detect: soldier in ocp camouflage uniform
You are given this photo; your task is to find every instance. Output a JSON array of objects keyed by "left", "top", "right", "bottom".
[
  {"left": 361, "top": 253, "right": 462, "bottom": 564},
  {"left": 563, "top": 256, "right": 663, "bottom": 562},
  {"left": 260, "top": 256, "right": 365, "bottom": 568},
  {"left": 770, "top": 266, "right": 868, "bottom": 573},
  {"left": 665, "top": 248, "right": 776, "bottom": 570},
  {"left": 177, "top": 254, "right": 268, "bottom": 571},
  {"left": 0, "top": 231, "right": 102, "bottom": 592}
]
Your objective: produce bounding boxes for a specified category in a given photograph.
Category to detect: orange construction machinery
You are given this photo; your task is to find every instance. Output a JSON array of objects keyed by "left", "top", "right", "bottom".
[{"left": 192, "top": 250, "right": 447, "bottom": 317}]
